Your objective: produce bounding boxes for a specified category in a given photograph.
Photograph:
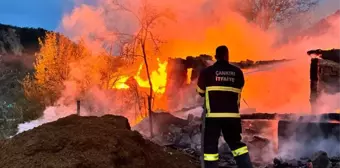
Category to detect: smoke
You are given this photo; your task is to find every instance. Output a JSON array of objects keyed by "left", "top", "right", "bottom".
[
  {"left": 57, "top": 0, "right": 340, "bottom": 116},
  {"left": 314, "top": 92, "right": 340, "bottom": 114},
  {"left": 17, "top": 80, "right": 141, "bottom": 135},
  {"left": 17, "top": 105, "right": 78, "bottom": 134},
  {"left": 278, "top": 135, "right": 340, "bottom": 159},
  {"left": 311, "top": 0, "right": 340, "bottom": 24},
  {"left": 57, "top": 0, "right": 298, "bottom": 111},
  {"left": 16, "top": 0, "right": 340, "bottom": 163},
  {"left": 46, "top": 0, "right": 340, "bottom": 126},
  {"left": 58, "top": 0, "right": 338, "bottom": 99},
  {"left": 277, "top": 118, "right": 340, "bottom": 159},
  {"left": 275, "top": 84, "right": 340, "bottom": 160},
  {"left": 59, "top": 0, "right": 279, "bottom": 61}
]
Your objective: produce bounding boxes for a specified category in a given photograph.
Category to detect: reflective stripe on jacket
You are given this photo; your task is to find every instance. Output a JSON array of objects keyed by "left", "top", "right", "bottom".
[{"left": 196, "top": 60, "right": 244, "bottom": 118}]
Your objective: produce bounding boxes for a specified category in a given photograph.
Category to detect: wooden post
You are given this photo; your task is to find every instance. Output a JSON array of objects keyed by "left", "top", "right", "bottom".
[
  {"left": 148, "top": 96, "right": 153, "bottom": 138},
  {"left": 77, "top": 100, "right": 80, "bottom": 116},
  {"left": 310, "top": 58, "right": 319, "bottom": 113}
]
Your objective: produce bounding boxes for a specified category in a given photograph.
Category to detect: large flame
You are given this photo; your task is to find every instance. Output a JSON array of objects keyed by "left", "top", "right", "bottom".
[
  {"left": 112, "top": 58, "right": 168, "bottom": 94},
  {"left": 59, "top": 0, "right": 340, "bottom": 122}
]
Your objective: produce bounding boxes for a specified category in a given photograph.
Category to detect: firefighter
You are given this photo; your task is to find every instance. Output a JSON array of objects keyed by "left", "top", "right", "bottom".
[{"left": 197, "top": 45, "right": 253, "bottom": 168}]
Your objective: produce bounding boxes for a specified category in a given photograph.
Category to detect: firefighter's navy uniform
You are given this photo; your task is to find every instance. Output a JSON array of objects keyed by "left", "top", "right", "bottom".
[{"left": 197, "top": 60, "right": 253, "bottom": 168}]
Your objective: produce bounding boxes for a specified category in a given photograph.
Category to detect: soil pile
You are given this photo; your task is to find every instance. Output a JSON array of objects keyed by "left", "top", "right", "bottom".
[{"left": 0, "top": 114, "right": 199, "bottom": 168}]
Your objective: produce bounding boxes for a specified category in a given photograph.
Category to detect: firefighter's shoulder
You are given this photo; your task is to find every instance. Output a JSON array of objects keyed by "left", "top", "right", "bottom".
[
  {"left": 228, "top": 63, "right": 243, "bottom": 74},
  {"left": 200, "top": 65, "right": 214, "bottom": 76}
]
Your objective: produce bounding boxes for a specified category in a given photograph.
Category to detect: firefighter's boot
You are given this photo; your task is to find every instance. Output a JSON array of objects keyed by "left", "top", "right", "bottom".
[
  {"left": 204, "top": 161, "right": 219, "bottom": 168},
  {"left": 234, "top": 153, "right": 253, "bottom": 168}
]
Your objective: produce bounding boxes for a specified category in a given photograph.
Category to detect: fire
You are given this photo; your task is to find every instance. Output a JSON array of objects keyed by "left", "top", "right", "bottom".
[
  {"left": 112, "top": 58, "right": 168, "bottom": 94},
  {"left": 60, "top": 0, "right": 340, "bottom": 118},
  {"left": 111, "top": 76, "right": 130, "bottom": 89},
  {"left": 187, "top": 68, "right": 193, "bottom": 84}
]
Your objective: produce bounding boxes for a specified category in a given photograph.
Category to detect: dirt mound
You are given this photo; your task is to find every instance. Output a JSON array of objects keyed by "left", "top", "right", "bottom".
[{"left": 0, "top": 115, "right": 199, "bottom": 168}]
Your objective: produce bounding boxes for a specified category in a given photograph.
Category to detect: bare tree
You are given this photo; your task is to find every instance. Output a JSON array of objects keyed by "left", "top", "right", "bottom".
[
  {"left": 111, "top": 0, "right": 170, "bottom": 137},
  {"left": 235, "top": 0, "right": 320, "bottom": 29}
]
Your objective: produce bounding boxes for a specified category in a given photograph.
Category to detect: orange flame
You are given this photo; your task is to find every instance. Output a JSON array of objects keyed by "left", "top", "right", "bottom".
[
  {"left": 111, "top": 76, "right": 130, "bottom": 89},
  {"left": 112, "top": 58, "right": 168, "bottom": 94},
  {"left": 186, "top": 68, "right": 193, "bottom": 84}
]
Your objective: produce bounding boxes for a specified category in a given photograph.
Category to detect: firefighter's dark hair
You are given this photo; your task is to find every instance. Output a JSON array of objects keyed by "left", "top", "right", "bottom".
[{"left": 215, "top": 45, "right": 229, "bottom": 61}]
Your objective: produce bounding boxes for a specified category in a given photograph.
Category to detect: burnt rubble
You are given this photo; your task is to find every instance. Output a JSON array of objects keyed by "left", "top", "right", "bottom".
[
  {"left": 4, "top": 111, "right": 339, "bottom": 168},
  {"left": 134, "top": 112, "right": 340, "bottom": 168},
  {"left": 135, "top": 112, "right": 275, "bottom": 166},
  {"left": 273, "top": 151, "right": 340, "bottom": 168}
]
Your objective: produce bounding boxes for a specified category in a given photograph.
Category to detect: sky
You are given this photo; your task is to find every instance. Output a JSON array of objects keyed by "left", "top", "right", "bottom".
[
  {"left": 0, "top": 0, "right": 339, "bottom": 31},
  {"left": 0, "top": 0, "right": 74, "bottom": 30}
]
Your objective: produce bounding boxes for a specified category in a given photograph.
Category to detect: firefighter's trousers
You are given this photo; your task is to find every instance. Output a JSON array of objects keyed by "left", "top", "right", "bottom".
[{"left": 201, "top": 117, "right": 253, "bottom": 168}]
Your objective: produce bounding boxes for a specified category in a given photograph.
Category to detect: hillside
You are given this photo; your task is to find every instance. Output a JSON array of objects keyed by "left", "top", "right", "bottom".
[
  {"left": 0, "top": 24, "right": 48, "bottom": 138},
  {"left": 0, "top": 23, "right": 48, "bottom": 56}
]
